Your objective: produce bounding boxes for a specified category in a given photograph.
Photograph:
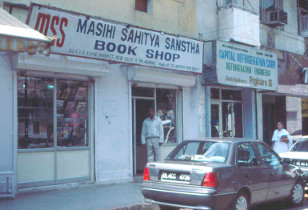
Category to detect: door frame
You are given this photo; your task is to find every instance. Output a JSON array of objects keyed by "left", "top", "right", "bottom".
[
  {"left": 211, "top": 102, "right": 222, "bottom": 137},
  {"left": 210, "top": 101, "right": 243, "bottom": 138},
  {"left": 132, "top": 96, "right": 155, "bottom": 176}
]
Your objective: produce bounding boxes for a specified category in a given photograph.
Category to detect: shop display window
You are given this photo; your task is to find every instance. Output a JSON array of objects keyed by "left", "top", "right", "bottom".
[
  {"left": 210, "top": 88, "right": 219, "bottom": 99},
  {"left": 210, "top": 88, "right": 243, "bottom": 138},
  {"left": 18, "top": 75, "right": 89, "bottom": 149},
  {"left": 132, "top": 87, "right": 180, "bottom": 145},
  {"left": 132, "top": 87, "right": 154, "bottom": 97},
  {"left": 156, "top": 89, "right": 177, "bottom": 144},
  {"left": 18, "top": 76, "right": 54, "bottom": 149},
  {"left": 57, "top": 80, "right": 88, "bottom": 147},
  {"left": 222, "top": 89, "right": 242, "bottom": 101}
]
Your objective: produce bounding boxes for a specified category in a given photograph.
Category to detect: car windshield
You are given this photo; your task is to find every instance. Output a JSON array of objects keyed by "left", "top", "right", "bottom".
[
  {"left": 166, "top": 141, "right": 230, "bottom": 163},
  {"left": 291, "top": 139, "right": 308, "bottom": 152}
]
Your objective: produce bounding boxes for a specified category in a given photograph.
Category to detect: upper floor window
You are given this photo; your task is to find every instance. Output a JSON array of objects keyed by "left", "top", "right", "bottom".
[
  {"left": 260, "top": 0, "right": 287, "bottom": 27},
  {"left": 135, "top": 0, "right": 153, "bottom": 13},
  {"left": 299, "top": 0, "right": 308, "bottom": 37},
  {"left": 3, "top": 2, "right": 29, "bottom": 23}
]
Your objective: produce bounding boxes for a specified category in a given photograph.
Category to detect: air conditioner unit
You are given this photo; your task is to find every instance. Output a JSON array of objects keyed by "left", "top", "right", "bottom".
[
  {"left": 265, "top": 8, "right": 288, "bottom": 26},
  {"left": 303, "top": 67, "right": 308, "bottom": 84}
]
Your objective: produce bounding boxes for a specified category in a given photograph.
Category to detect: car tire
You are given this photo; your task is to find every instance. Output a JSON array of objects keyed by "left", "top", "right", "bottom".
[
  {"left": 232, "top": 192, "right": 250, "bottom": 210},
  {"left": 289, "top": 180, "right": 304, "bottom": 207}
]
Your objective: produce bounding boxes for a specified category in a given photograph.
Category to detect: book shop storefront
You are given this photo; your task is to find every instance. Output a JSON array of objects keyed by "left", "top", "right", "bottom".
[
  {"left": 204, "top": 41, "right": 278, "bottom": 140},
  {"left": 10, "top": 3, "right": 204, "bottom": 189},
  {"left": 0, "top": 7, "right": 50, "bottom": 195}
]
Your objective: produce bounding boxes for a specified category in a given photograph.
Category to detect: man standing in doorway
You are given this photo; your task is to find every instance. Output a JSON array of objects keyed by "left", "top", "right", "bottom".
[
  {"left": 141, "top": 107, "right": 164, "bottom": 162},
  {"left": 272, "top": 121, "right": 293, "bottom": 154}
]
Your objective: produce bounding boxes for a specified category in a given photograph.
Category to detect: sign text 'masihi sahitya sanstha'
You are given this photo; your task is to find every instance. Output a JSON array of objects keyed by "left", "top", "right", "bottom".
[{"left": 28, "top": 3, "right": 203, "bottom": 73}]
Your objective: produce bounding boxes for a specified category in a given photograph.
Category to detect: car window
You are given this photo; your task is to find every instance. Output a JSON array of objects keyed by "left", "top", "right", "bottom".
[
  {"left": 175, "top": 142, "right": 200, "bottom": 157},
  {"left": 291, "top": 140, "right": 308, "bottom": 152},
  {"left": 168, "top": 141, "right": 230, "bottom": 163},
  {"left": 236, "top": 143, "right": 260, "bottom": 167},
  {"left": 256, "top": 143, "right": 281, "bottom": 167}
]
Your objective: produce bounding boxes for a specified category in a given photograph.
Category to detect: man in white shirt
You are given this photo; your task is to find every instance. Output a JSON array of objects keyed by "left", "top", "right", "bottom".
[
  {"left": 141, "top": 107, "right": 164, "bottom": 162},
  {"left": 272, "top": 121, "right": 293, "bottom": 154}
]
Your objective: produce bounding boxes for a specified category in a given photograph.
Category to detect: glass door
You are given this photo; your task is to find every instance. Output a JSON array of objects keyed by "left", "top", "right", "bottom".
[
  {"left": 210, "top": 88, "right": 243, "bottom": 138},
  {"left": 211, "top": 103, "right": 221, "bottom": 137},
  {"left": 132, "top": 86, "right": 182, "bottom": 176}
]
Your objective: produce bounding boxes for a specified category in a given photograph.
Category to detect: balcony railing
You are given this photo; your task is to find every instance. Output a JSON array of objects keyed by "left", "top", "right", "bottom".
[{"left": 218, "top": 0, "right": 257, "bottom": 14}]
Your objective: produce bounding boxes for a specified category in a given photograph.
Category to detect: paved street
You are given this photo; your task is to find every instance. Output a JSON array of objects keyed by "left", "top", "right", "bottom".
[
  {"left": 251, "top": 193, "right": 308, "bottom": 210},
  {"left": 1, "top": 182, "right": 307, "bottom": 210}
]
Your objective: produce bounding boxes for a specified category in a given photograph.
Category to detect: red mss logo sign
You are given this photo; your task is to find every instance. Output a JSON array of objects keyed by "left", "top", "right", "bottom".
[{"left": 34, "top": 13, "right": 68, "bottom": 47}]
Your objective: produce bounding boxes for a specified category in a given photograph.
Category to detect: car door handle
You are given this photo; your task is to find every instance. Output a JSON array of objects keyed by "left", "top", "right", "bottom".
[{"left": 245, "top": 174, "right": 250, "bottom": 178}]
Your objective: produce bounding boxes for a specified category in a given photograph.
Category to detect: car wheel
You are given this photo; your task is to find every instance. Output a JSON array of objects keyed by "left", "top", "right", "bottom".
[
  {"left": 233, "top": 192, "right": 249, "bottom": 210},
  {"left": 289, "top": 180, "right": 304, "bottom": 207}
]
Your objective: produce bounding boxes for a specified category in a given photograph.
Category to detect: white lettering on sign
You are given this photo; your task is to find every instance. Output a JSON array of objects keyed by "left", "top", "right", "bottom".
[{"left": 27, "top": 3, "right": 203, "bottom": 73}]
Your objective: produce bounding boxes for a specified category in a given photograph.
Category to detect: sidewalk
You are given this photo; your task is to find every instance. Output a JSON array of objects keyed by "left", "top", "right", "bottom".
[{"left": 0, "top": 181, "right": 156, "bottom": 210}]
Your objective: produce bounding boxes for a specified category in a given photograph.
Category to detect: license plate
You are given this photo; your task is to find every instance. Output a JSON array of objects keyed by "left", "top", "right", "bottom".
[
  {"left": 160, "top": 171, "right": 191, "bottom": 183},
  {"left": 293, "top": 160, "right": 308, "bottom": 167}
]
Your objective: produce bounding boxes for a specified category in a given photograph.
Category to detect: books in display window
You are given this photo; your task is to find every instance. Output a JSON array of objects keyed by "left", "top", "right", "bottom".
[
  {"left": 65, "top": 101, "right": 76, "bottom": 116},
  {"left": 57, "top": 127, "right": 73, "bottom": 139},
  {"left": 76, "top": 102, "right": 86, "bottom": 114},
  {"left": 75, "top": 87, "right": 87, "bottom": 101},
  {"left": 57, "top": 100, "right": 64, "bottom": 113}
]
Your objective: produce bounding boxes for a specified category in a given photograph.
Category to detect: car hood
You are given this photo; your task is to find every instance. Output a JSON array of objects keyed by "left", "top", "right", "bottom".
[{"left": 279, "top": 152, "right": 308, "bottom": 160}]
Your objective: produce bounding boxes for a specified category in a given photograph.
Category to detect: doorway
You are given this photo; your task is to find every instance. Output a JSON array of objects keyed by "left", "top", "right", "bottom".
[
  {"left": 132, "top": 86, "right": 181, "bottom": 176},
  {"left": 262, "top": 95, "right": 286, "bottom": 145},
  {"left": 210, "top": 88, "right": 243, "bottom": 138},
  {"left": 132, "top": 99, "right": 154, "bottom": 176}
]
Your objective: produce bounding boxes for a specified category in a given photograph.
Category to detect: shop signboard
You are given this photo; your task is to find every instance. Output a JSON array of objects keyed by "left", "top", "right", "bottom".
[
  {"left": 215, "top": 41, "right": 278, "bottom": 90},
  {"left": 27, "top": 3, "right": 203, "bottom": 73}
]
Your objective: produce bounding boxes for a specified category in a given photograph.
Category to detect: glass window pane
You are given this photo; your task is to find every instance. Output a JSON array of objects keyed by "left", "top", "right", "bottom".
[
  {"left": 18, "top": 76, "right": 54, "bottom": 149},
  {"left": 234, "top": 103, "right": 243, "bottom": 138},
  {"left": 222, "top": 102, "right": 232, "bottom": 137},
  {"left": 211, "top": 104, "right": 219, "bottom": 137},
  {"left": 237, "top": 143, "right": 260, "bottom": 167},
  {"left": 210, "top": 88, "right": 219, "bottom": 99},
  {"left": 169, "top": 141, "right": 230, "bottom": 163},
  {"left": 156, "top": 89, "right": 176, "bottom": 144},
  {"left": 57, "top": 80, "right": 88, "bottom": 147},
  {"left": 132, "top": 87, "right": 154, "bottom": 97},
  {"left": 222, "top": 89, "right": 242, "bottom": 101},
  {"left": 256, "top": 143, "right": 281, "bottom": 166}
]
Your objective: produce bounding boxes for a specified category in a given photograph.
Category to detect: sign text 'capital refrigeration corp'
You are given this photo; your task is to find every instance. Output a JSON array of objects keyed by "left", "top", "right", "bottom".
[
  {"left": 216, "top": 41, "right": 278, "bottom": 91},
  {"left": 27, "top": 4, "right": 203, "bottom": 73}
]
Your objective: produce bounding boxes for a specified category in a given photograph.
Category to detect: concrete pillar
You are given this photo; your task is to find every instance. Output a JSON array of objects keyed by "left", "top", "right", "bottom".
[
  {"left": 243, "top": 89, "right": 256, "bottom": 139},
  {"left": 256, "top": 90, "right": 263, "bottom": 141},
  {"left": 205, "top": 86, "right": 211, "bottom": 137},
  {"left": 286, "top": 96, "right": 302, "bottom": 137}
]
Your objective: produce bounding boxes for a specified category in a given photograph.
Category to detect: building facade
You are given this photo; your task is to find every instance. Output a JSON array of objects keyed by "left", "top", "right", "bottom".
[
  {"left": 0, "top": 0, "right": 205, "bottom": 191},
  {"left": 0, "top": 0, "right": 307, "bottom": 193},
  {"left": 197, "top": 0, "right": 308, "bottom": 144}
]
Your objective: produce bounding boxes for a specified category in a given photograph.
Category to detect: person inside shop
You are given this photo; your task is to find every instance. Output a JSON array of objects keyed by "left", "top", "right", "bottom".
[
  {"left": 272, "top": 121, "right": 293, "bottom": 154},
  {"left": 141, "top": 107, "right": 164, "bottom": 162}
]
